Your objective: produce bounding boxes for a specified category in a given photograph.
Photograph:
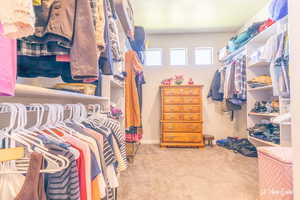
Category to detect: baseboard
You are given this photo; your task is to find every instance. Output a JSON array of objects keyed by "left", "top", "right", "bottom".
[{"left": 141, "top": 140, "right": 160, "bottom": 144}]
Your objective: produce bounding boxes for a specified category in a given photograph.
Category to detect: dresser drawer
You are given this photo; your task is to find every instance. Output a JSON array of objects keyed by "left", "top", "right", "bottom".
[
  {"left": 162, "top": 87, "right": 201, "bottom": 96},
  {"left": 163, "top": 97, "right": 184, "bottom": 104},
  {"left": 183, "top": 97, "right": 201, "bottom": 104},
  {"left": 163, "top": 133, "right": 203, "bottom": 143},
  {"left": 163, "top": 113, "right": 183, "bottom": 121},
  {"left": 183, "top": 105, "right": 201, "bottom": 113},
  {"left": 183, "top": 113, "right": 202, "bottom": 121},
  {"left": 163, "top": 105, "right": 184, "bottom": 113},
  {"left": 163, "top": 113, "right": 202, "bottom": 121},
  {"left": 163, "top": 96, "right": 201, "bottom": 105},
  {"left": 162, "top": 122, "right": 202, "bottom": 132},
  {"left": 164, "top": 105, "right": 201, "bottom": 113},
  {"left": 162, "top": 88, "right": 180, "bottom": 96}
]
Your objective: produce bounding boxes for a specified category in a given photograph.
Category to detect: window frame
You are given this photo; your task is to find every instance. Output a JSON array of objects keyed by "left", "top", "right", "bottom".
[
  {"left": 169, "top": 48, "right": 188, "bottom": 66},
  {"left": 144, "top": 48, "right": 163, "bottom": 67},
  {"left": 194, "top": 47, "right": 214, "bottom": 66}
]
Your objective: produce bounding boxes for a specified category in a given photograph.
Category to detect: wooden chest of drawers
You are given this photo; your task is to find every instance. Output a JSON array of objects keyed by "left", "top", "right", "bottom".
[{"left": 160, "top": 85, "right": 204, "bottom": 148}]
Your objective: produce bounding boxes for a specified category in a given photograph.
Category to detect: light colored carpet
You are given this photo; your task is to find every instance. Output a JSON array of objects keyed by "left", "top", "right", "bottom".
[{"left": 118, "top": 145, "right": 259, "bottom": 200}]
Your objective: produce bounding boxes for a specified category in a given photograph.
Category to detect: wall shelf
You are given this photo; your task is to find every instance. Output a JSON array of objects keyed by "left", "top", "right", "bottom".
[
  {"left": 247, "top": 85, "right": 273, "bottom": 91},
  {"left": 220, "top": 16, "right": 288, "bottom": 63},
  {"left": 248, "top": 112, "right": 279, "bottom": 117},
  {"left": 248, "top": 136, "right": 280, "bottom": 147},
  {"left": 248, "top": 61, "right": 270, "bottom": 68},
  {"left": 5, "top": 84, "right": 109, "bottom": 103}
]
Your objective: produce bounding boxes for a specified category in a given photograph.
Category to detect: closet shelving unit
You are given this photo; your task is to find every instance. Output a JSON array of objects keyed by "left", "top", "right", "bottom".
[
  {"left": 221, "top": 16, "right": 290, "bottom": 147},
  {"left": 245, "top": 16, "right": 290, "bottom": 147}
]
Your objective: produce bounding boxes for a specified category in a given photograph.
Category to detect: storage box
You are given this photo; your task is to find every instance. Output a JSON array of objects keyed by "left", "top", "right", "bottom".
[{"left": 258, "top": 147, "right": 293, "bottom": 200}]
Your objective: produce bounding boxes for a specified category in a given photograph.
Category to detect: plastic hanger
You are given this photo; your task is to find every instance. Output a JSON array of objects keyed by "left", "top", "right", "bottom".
[{"left": 0, "top": 103, "right": 70, "bottom": 174}]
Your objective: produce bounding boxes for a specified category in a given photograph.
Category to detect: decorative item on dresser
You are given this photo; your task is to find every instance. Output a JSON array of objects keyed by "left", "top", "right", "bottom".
[{"left": 160, "top": 85, "right": 204, "bottom": 148}]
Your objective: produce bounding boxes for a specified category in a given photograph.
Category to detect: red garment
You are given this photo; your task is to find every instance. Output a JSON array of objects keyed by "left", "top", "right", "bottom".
[
  {"left": 42, "top": 129, "right": 64, "bottom": 137},
  {"left": 42, "top": 128, "right": 88, "bottom": 200},
  {"left": 259, "top": 19, "right": 275, "bottom": 32},
  {"left": 73, "top": 145, "right": 88, "bottom": 200}
]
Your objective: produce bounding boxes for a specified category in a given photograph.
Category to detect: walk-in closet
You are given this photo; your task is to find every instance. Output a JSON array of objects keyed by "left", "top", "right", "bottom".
[{"left": 0, "top": 0, "right": 299, "bottom": 199}]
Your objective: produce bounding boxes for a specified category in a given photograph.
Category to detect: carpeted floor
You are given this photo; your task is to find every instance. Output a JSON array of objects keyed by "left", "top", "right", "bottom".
[{"left": 118, "top": 145, "right": 259, "bottom": 200}]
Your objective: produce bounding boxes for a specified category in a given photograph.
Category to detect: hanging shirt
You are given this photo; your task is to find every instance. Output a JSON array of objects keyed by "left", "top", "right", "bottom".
[
  {"left": 63, "top": 135, "right": 92, "bottom": 200},
  {"left": 125, "top": 50, "right": 143, "bottom": 129},
  {"left": 0, "top": 24, "right": 16, "bottom": 96},
  {"left": 88, "top": 116, "right": 128, "bottom": 171},
  {"left": 45, "top": 144, "right": 81, "bottom": 200}
]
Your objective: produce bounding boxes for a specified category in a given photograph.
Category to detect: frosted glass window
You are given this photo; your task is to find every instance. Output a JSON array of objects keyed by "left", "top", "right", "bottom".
[
  {"left": 195, "top": 47, "right": 213, "bottom": 65},
  {"left": 145, "top": 49, "right": 162, "bottom": 66},
  {"left": 170, "top": 48, "right": 187, "bottom": 66}
]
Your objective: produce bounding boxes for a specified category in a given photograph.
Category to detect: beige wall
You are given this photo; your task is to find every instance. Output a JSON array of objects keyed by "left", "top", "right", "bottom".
[{"left": 141, "top": 33, "right": 248, "bottom": 144}]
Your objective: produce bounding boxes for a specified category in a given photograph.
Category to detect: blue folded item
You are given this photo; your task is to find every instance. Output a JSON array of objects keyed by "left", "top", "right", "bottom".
[{"left": 269, "top": 0, "right": 288, "bottom": 21}]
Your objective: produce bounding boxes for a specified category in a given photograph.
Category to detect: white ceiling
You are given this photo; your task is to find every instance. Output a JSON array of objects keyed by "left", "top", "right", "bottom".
[{"left": 132, "top": 0, "right": 270, "bottom": 33}]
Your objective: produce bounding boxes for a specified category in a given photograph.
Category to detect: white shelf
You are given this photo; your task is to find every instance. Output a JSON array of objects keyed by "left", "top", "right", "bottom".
[
  {"left": 247, "top": 16, "right": 288, "bottom": 46},
  {"left": 248, "top": 136, "right": 280, "bottom": 147},
  {"left": 220, "top": 16, "right": 288, "bottom": 62},
  {"left": 248, "top": 85, "right": 273, "bottom": 91},
  {"left": 248, "top": 112, "right": 279, "bottom": 117},
  {"left": 8, "top": 84, "right": 109, "bottom": 102},
  {"left": 248, "top": 61, "right": 270, "bottom": 68}
]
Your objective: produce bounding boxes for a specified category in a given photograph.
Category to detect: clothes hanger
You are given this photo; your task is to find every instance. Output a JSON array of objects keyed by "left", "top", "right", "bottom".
[
  {"left": 0, "top": 103, "right": 70, "bottom": 174},
  {"left": 11, "top": 103, "right": 70, "bottom": 172}
]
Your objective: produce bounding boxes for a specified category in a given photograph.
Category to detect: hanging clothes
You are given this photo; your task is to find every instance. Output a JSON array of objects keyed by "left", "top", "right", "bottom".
[
  {"left": 234, "top": 56, "right": 247, "bottom": 101},
  {"left": 14, "top": 152, "right": 46, "bottom": 200},
  {"left": 99, "top": 0, "right": 114, "bottom": 75},
  {"left": 17, "top": 0, "right": 99, "bottom": 80},
  {"left": 135, "top": 71, "right": 146, "bottom": 110},
  {"left": 207, "top": 70, "right": 224, "bottom": 101},
  {"left": 261, "top": 32, "right": 290, "bottom": 97},
  {"left": 125, "top": 50, "right": 143, "bottom": 129}
]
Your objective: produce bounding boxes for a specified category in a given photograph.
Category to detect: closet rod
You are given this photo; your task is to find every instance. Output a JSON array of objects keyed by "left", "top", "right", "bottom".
[
  {"left": 221, "top": 47, "right": 246, "bottom": 63},
  {"left": 0, "top": 104, "right": 107, "bottom": 114},
  {"left": 7, "top": 84, "right": 110, "bottom": 103}
]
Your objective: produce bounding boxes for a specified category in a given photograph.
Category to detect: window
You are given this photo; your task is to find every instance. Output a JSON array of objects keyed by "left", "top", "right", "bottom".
[
  {"left": 195, "top": 47, "right": 213, "bottom": 65},
  {"left": 170, "top": 48, "right": 187, "bottom": 66},
  {"left": 145, "top": 48, "right": 162, "bottom": 66}
]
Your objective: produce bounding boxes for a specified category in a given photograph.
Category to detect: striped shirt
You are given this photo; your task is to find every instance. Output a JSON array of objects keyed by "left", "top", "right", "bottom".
[
  {"left": 87, "top": 117, "right": 127, "bottom": 170},
  {"left": 45, "top": 144, "right": 81, "bottom": 200}
]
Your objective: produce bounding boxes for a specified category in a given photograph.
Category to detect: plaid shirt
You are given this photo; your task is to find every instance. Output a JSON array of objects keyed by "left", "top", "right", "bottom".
[
  {"left": 234, "top": 56, "right": 247, "bottom": 101},
  {"left": 17, "top": 40, "right": 70, "bottom": 56}
]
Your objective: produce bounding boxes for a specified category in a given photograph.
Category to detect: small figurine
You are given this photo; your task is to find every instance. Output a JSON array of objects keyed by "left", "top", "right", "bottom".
[
  {"left": 174, "top": 75, "right": 184, "bottom": 85},
  {"left": 188, "top": 78, "right": 194, "bottom": 85}
]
